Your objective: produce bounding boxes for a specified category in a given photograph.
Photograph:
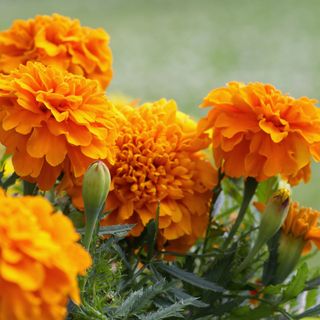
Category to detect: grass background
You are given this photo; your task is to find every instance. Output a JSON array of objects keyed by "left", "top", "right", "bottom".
[{"left": 1, "top": 0, "right": 320, "bottom": 209}]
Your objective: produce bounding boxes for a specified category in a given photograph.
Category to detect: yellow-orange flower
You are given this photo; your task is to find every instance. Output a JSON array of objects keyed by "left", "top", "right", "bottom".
[
  {"left": 0, "top": 189, "right": 91, "bottom": 320},
  {"left": 282, "top": 201, "right": 320, "bottom": 253},
  {"left": 0, "top": 61, "right": 121, "bottom": 190},
  {"left": 199, "top": 82, "right": 320, "bottom": 185},
  {"left": 66, "top": 99, "right": 217, "bottom": 253},
  {"left": 0, "top": 13, "right": 112, "bottom": 89}
]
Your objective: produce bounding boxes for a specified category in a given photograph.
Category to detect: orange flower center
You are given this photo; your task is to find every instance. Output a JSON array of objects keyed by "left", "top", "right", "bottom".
[{"left": 112, "top": 132, "right": 193, "bottom": 207}]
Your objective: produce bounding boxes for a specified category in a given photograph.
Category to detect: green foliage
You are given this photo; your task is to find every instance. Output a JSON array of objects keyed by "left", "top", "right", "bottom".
[{"left": 37, "top": 172, "right": 320, "bottom": 319}]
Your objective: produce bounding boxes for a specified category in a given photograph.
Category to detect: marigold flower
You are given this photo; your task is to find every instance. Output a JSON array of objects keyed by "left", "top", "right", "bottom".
[
  {"left": 0, "top": 13, "right": 112, "bottom": 89},
  {"left": 66, "top": 99, "right": 217, "bottom": 253},
  {"left": 0, "top": 61, "right": 120, "bottom": 190},
  {"left": 269, "top": 202, "right": 320, "bottom": 283},
  {"left": 0, "top": 189, "right": 91, "bottom": 320},
  {"left": 282, "top": 201, "right": 320, "bottom": 253},
  {"left": 199, "top": 82, "right": 320, "bottom": 185}
]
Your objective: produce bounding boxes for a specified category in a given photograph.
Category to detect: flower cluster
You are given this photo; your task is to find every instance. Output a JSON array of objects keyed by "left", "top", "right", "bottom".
[
  {"left": 199, "top": 81, "right": 320, "bottom": 185},
  {"left": 0, "top": 14, "right": 320, "bottom": 319},
  {"left": 0, "top": 14, "right": 112, "bottom": 89},
  {"left": 0, "top": 61, "right": 121, "bottom": 190},
  {"left": 0, "top": 189, "right": 91, "bottom": 320},
  {"left": 66, "top": 99, "right": 217, "bottom": 252}
]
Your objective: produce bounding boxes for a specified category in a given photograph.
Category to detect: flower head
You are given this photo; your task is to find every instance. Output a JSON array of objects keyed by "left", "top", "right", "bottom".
[
  {"left": 0, "top": 189, "right": 91, "bottom": 320},
  {"left": 66, "top": 99, "right": 217, "bottom": 253},
  {"left": 199, "top": 82, "right": 320, "bottom": 184},
  {"left": 282, "top": 201, "right": 320, "bottom": 253},
  {"left": 268, "top": 202, "right": 320, "bottom": 283},
  {"left": 0, "top": 13, "right": 112, "bottom": 89},
  {"left": 0, "top": 61, "right": 121, "bottom": 190}
]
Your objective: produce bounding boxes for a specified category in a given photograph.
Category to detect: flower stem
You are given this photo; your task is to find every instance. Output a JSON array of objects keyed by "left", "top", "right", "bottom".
[
  {"left": 82, "top": 208, "right": 101, "bottom": 251},
  {"left": 222, "top": 177, "right": 258, "bottom": 249},
  {"left": 201, "top": 171, "right": 224, "bottom": 254},
  {"left": 23, "top": 180, "right": 38, "bottom": 195}
]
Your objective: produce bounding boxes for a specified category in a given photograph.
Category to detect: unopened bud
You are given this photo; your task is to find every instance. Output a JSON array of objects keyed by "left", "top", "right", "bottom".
[
  {"left": 83, "top": 161, "right": 111, "bottom": 214},
  {"left": 238, "top": 189, "right": 290, "bottom": 271},
  {"left": 271, "top": 232, "right": 305, "bottom": 284},
  {"left": 258, "top": 188, "right": 290, "bottom": 244},
  {"left": 82, "top": 161, "right": 111, "bottom": 250}
]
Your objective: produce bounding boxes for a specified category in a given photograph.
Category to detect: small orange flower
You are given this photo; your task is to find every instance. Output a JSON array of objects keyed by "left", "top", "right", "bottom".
[
  {"left": 0, "top": 61, "right": 121, "bottom": 190},
  {"left": 0, "top": 13, "right": 112, "bottom": 89},
  {"left": 66, "top": 99, "right": 218, "bottom": 253},
  {"left": 0, "top": 189, "right": 91, "bottom": 320},
  {"left": 199, "top": 82, "right": 320, "bottom": 185},
  {"left": 282, "top": 201, "right": 320, "bottom": 253}
]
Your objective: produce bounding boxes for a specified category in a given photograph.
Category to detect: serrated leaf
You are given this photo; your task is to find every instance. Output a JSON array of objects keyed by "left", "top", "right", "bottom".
[
  {"left": 137, "top": 298, "right": 196, "bottom": 320},
  {"left": 98, "top": 224, "right": 135, "bottom": 236},
  {"left": 156, "top": 262, "right": 224, "bottom": 292},
  {"left": 283, "top": 263, "right": 308, "bottom": 301},
  {"left": 169, "top": 287, "right": 209, "bottom": 308},
  {"left": 112, "top": 281, "right": 168, "bottom": 318}
]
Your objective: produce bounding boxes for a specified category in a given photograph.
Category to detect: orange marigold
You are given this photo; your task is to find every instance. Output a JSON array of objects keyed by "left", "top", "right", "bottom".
[
  {"left": 198, "top": 82, "right": 320, "bottom": 185},
  {"left": 282, "top": 201, "right": 320, "bottom": 253},
  {"left": 0, "top": 13, "right": 112, "bottom": 89},
  {"left": 66, "top": 99, "right": 218, "bottom": 253},
  {"left": 0, "top": 189, "right": 91, "bottom": 320},
  {"left": 0, "top": 61, "right": 121, "bottom": 190}
]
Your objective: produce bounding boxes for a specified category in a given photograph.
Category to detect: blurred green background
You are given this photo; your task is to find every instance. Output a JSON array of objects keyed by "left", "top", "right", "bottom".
[{"left": 1, "top": 0, "right": 320, "bottom": 208}]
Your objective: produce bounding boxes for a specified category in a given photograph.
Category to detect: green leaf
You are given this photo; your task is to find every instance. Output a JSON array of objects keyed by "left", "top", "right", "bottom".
[
  {"left": 112, "top": 281, "right": 168, "bottom": 318},
  {"left": 146, "top": 202, "right": 160, "bottom": 260},
  {"left": 283, "top": 263, "right": 308, "bottom": 301},
  {"left": 209, "top": 298, "right": 245, "bottom": 317},
  {"left": 230, "top": 304, "right": 275, "bottom": 320},
  {"left": 98, "top": 224, "right": 135, "bottom": 237},
  {"left": 169, "top": 287, "right": 209, "bottom": 308},
  {"left": 137, "top": 298, "right": 196, "bottom": 320},
  {"left": 263, "top": 283, "right": 284, "bottom": 295},
  {"left": 156, "top": 262, "right": 224, "bottom": 292},
  {"left": 305, "top": 289, "right": 318, "bottom": 309}
]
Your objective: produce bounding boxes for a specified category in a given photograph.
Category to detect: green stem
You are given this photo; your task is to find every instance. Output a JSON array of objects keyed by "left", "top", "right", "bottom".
[
  {"left": 222, "top": 177, "right": 258, "bottom": 249},
  {"left": 202, "top": 171, "right": 224, "bottom": 254},
  {"left": 82, "top": 208, "right": 101, "bottom": 251},
  {"left": 23, "top": 180, "right": 38, "bottom": 195},
  {"left": 2, "top": 172, "right": 19, "bottom": 190}
]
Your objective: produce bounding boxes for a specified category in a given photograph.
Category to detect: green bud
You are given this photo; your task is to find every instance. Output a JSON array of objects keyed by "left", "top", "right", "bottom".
[
  {"left": 83, "top": 161, "right": 111, "bottom": 214},
  {"left": 257, "top": 188, "right": 290, "bottom": 243},
  {"left": 238, "top": 189, "right": 290, "bottom": 271},
  {"left": 82, "top": 161, "right": 111, "bottom": 250},
  {"left": 272, "top": 232, "right": 305, "bottom": 284}
]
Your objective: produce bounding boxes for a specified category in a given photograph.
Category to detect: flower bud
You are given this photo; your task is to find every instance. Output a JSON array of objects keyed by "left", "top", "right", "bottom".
[
  {"left": 267, "top": 202, "right": 320, "bottom": 284},
  {"left": 257, "top": 188, "right": 290, "bottom": 244},
  {"left": 272, "top": 232, "right": 305, "bottom": 284},
  {"left": 82, "top": 161, "right": 111, "bottom": 249},
  {"left": 82, "top": 161, "right": 111, "bottom": 214},
  {"left": 238, "top": 189, "right": 290, "bottom": 271}
]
